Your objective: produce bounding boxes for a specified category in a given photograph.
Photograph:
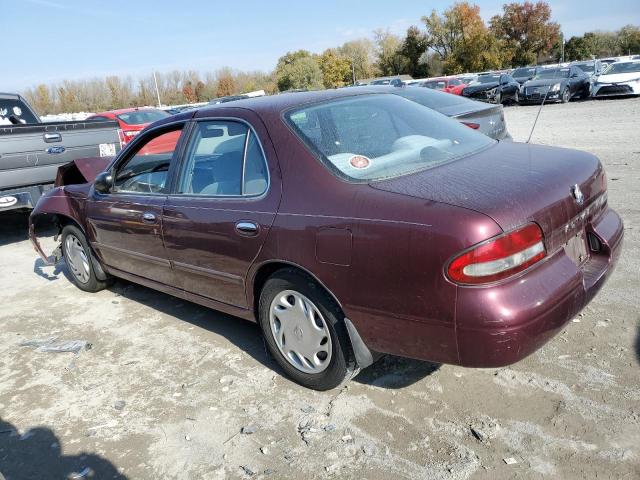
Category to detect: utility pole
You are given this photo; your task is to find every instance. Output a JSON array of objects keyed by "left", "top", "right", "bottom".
[
  {"left": 351, "top": 59, "right": 356, "bottom": 85},
  {"left": 560, "top": 32, "right": 564, "bottom": 63},
  {"left": 153, "top": 71, "right": 162, "bottom": 107}
]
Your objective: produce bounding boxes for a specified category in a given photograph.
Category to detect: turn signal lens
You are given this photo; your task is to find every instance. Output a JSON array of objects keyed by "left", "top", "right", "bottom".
[{"left": 447, "top": 223, "right": 546, "bottom": 285}]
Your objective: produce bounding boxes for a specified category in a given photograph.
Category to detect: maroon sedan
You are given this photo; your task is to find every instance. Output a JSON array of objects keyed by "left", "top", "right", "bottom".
[{"left": 29, "top": 90, "right": 623, "bottom": 390}]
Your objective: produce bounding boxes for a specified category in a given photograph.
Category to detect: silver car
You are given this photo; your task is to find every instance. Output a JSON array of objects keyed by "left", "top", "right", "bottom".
[{"left": 363, "top": 86, "right": 511, "bottom": 140}]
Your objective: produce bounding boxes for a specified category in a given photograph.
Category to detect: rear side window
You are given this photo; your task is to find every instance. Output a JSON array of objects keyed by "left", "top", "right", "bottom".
[
  {"left": 0, "top": 98, "right": 38, "bottom": 124},
  {"left": 286, "top": 94, "right": 494, "bottom": 182},
  {"left": 177, "top": 121, "right": 268, "bottom": 196}
]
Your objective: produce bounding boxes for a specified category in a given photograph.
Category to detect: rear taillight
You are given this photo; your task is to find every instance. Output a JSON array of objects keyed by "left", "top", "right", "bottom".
[
  {"left": 122, "top": 130, "right": 139, "bottom": 142},
  {"left": 447, "top": 223, "right": 546, "bottom": 285},
  {"left": 461, "top": 121, "right": 480, "bottom": 130}
]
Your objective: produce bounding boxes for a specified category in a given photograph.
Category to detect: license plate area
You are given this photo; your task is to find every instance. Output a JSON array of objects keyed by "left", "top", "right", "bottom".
[{"left": 564, "top": 230, "right": 588, "bottom": 266}]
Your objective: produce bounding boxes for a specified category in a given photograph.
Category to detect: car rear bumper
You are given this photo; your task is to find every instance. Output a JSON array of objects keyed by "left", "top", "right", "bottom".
[
  {"left": 455, "top": 207, "right": 623, "bottom": 367},
  {"left": 0, "top": 184, "right": 53, "bottom": 212}
]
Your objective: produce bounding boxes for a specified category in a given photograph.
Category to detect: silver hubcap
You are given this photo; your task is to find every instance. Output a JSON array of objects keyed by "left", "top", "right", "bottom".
[
  {"left": 269, "top": 290, "right": 332, "bottom": 374},
  {"left": 64, "top": 234, "right": 90, "bottom": 284}
]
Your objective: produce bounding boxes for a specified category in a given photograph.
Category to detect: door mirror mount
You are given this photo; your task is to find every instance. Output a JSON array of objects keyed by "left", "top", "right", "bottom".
[{"left": 94, "top": 171, "right": 113, "bottom": 194}]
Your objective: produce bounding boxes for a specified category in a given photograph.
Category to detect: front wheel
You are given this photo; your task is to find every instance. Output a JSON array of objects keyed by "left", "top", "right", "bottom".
[
  {"left": 514, "top": 90, "right": 520, "bottom": 104},
  {"left": 61, "top": 225, "right": 110, "bottom": 292},
  {"left": 258, "top": 269, "right": 358, "bottom": 390},
  {"left": 561, "top": 88, "right": 570, "bottom": 103}
]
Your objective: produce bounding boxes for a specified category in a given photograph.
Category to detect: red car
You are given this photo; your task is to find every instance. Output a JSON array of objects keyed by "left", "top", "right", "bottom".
[
  {"left": 30, "top": 90, "right": 623, "bottom": 390},
  {"left": 419, "top": 76, "right": 467, "bottom": 95},
  {"left": 87, "top": 108, "right": 171, "bottom": 146}
]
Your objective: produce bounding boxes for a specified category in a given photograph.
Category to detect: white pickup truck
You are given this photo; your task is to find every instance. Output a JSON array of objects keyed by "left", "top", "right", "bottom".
[{"left": 0, "top": 92, "right": 121, "bottom": 212}]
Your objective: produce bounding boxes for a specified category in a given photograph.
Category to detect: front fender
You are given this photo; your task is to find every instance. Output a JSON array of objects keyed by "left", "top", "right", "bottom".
[{"left": 28, "top": 187, "right": 86, "bottom": 265}]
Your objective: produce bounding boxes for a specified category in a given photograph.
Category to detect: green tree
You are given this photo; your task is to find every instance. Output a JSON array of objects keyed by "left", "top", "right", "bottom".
[
  {"left": 319, "top": 49, "right": 352, "bottom": 88},
  {"left": 373, "top": 29, "right": 409, "bottom": 76},
  {"left": 423, "top": 2, "right": 505, "bottom": 74},
  {"left": 563, "top": 36, "right": 591, "bottom": 61},
  {"left": 400, "top": 26, "right": 430, "bottom": 78},
  {"left": 489, "top": 1, "right": 560, "bottom": 66},
  {"left": 338, "top": 38, "right": 378, "bottom": 80},
  {"left": 275, "top": 50, "right": 323, "bottom": 91},
  {"left": 618, "top": 25, "right": 640, "bottom": 55}
]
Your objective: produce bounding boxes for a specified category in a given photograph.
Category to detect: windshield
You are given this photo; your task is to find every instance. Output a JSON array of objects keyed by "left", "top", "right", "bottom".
[
  {"left": 512, "top": 68, "right": 536, "bottom": 77},
  {"left": 574, "top": 63, "right": 595, "bottom": 73},
  {"left": 474, "top": 75, "right": 500, "bottom": 84},
  {"left": 285, "top": 94, "right": 494, "bottom": 182},
  {"left": 605, "top": 62, "right": 640, "bottom": 74},
  {"left": 536, "top": 68, "right": 570, "bottom": 79},
  {"left": 0, "top": 98, "right": 39, "bottom": 125},
  {"left": 116, "top": 109, "right": 170, "bottom": 125},
  {"left": 422, "top": 80, "right": 447, "bottom": 89}
]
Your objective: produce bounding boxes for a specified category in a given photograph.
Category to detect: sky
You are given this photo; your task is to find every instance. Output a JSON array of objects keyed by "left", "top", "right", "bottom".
[{"left": 2, "top": 0, "right": 639, "bottom": 91}]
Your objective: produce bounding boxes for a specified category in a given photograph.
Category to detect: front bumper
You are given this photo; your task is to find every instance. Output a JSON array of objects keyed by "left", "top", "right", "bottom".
[
  {"left": 592, "top": 82, "right": 640, "bottom": 97},
  {"left": 455, "top": 207, "right": 623, "bottom": 367},
  {"left": 519, "top": 88, "right": 562, "bottom": 103}
]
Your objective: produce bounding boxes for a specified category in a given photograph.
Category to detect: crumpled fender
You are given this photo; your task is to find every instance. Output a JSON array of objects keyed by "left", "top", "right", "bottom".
[{"left": 29, "top": 186, "right": 86, "bottom": 265}]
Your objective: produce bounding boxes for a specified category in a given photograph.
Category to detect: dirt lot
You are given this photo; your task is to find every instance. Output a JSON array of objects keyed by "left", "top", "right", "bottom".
[{"left": 1, "top": 98, "right": 639, "bottom": 480}]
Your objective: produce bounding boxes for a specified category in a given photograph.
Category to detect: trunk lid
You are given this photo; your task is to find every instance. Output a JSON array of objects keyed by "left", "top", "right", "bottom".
[{"left": 370, "top": 142, "right": 606, "bottom": 252}]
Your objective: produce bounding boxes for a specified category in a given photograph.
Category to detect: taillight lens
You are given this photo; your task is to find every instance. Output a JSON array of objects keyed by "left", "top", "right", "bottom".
[
  {"left": 447, "top": 223, "right": 546, "bottom": 285},
  {"left": 461, "top": 121, "right": 480, "bottom": 130},
  {"left": 122, "top": 130, "right": 139, "bottom": 141}
]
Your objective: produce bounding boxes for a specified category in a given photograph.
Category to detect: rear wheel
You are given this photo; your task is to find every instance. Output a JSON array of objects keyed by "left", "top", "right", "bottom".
[
  {"left": 61, "top": 225, "right": 110, "bottom": 293},
  {"left": 258, "top": 269, "right": 358, "bottom": 390}
]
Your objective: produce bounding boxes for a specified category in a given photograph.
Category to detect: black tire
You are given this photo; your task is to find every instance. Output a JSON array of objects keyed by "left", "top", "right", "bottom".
[
  {"left": 60, "top": 224, "right": 110, "bottom": 293},
  {"left": 494, "top": 91, "right": 502, "bottom": 104},
  {"left": 258, "top": 268, "right": 358, "bottom": 390},
  {"left": 561, "top": 88, "right": 570, "bottom": 103}
]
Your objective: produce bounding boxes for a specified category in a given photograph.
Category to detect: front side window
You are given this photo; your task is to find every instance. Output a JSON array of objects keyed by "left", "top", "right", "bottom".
[
  {"left": 177, "top": 120, "right": 268, "bottom": 196},
  {"left": 113, "top": 127, "right": 183, "bottom": 194},
  {"left": 286, "top": 94, "right": 494, "bottom": 182}
]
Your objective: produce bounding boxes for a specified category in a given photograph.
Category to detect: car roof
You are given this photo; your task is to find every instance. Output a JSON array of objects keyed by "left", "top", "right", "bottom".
[
  {"left": 194, "top": 88, "right": 394, "bottom": 118},
  {"left": 91, "top": 107, "right": 160, "bottom": 116}
]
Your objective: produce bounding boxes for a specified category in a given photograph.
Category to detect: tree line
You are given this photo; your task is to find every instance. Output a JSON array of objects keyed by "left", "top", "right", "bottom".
[{"left": 23, "top": 1, "right": 640, "bottom": 115}]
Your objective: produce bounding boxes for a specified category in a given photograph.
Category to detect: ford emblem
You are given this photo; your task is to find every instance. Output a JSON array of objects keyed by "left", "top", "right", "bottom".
[
  {"left": 571, "top": 184, "right": 584, "bottom": 205},
  {"left": 46, "top": 146, "right": 66, "bottom": 154}
]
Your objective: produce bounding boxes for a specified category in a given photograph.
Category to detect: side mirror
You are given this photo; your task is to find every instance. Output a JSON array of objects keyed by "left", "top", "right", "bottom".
[{"left": 94, "top": 171, "right": 113, "bottom": 194}]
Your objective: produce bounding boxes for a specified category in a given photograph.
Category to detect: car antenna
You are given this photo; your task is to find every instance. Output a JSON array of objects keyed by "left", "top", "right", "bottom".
[{"left": 526, "top": 88, "right": 550, "bottom": 144}]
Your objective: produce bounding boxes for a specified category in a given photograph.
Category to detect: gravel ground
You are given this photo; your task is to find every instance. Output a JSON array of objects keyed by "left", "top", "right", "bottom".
[{"left": 1, "top": 97, "right": 639, "bottom": 480}]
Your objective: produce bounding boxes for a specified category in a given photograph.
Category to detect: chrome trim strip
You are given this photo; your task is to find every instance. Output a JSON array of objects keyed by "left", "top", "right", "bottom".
[
  {"left": 92, "top": 242, "right": 171, "bottom": 267},
  {"left": 172, "top": 260, "right": 244, "bottom": 284}
]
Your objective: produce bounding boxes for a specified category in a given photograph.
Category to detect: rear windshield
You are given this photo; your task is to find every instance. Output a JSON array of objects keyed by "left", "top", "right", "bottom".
[
  {"left": 605, "top": 62, "right": 640, "bottom": 74},
  {"left": 391, "top": 86, "right": 472, "bottom": 110},
  {"left": 116, "top": 109, "right": 170, "bottom": 125},
  {"left": 537, "top": 68, "right": 570, "bottom": 79},
  {"left": 285, "top": 94, "right": 494, "bottom": 182},
  {"left": 0, "top": 98, "right": 39, "bottom": 125}
]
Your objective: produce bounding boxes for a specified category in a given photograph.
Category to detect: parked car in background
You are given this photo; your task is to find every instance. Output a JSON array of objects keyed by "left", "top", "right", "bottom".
[
  {"left": 511, "top": 66, "right": 543, "bottom": 85},
  {"left": 30, "top": 89, "right": 622, "bottom": 390},
  {"left": 592, "top": 60, "right": 640, "bottom": 97},
  {"left": 365, "top": 86, "right": 511, "bottom": 140},
  {"left": 370, "top": 77, "right": 404, "bottom": 87},
  {"left": 87, "top": 108, "right": 171, "bottom": 145},
  {"left": 462, "top": 73, "right": 520, "bottom": 104},
  {"left": 418, "top": 76, "right": 467, "bottom": 95},
  {"left": 572, "top": 59, "right": 604, "bottom": 81},
  {"left": 1, "top": 92, "right": 121, "bottom": 212},
  {"left": 520, "top": 66, "right": 590, "bottom": 104}
]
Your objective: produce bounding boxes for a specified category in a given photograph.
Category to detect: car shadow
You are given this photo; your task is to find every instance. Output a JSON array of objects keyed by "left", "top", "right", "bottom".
[
  {"left": 33, "top": 257, "right": 66, "bottom": 281},
  {"left": 107, "top": 280, "right": 439, "bottom": 390},
  {"left": 0, "top": 418, "right": 126, "bottom": 480},
  {"left": 635, "top": 325, "right": 640, "bottom": 366},
  {"left": 0, "top": 210, "right": 31, "bottom": 247}
]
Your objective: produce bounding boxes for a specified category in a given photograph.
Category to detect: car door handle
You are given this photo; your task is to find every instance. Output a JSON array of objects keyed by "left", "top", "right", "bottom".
[
  {"left": 235, "top": 221, "right": 259, "bottom": 236},
  {"left": 142, "top": 212, "right": 157, "bottom": 224},
  {"left": 43, "top": 132, "right": 62, "bottom": 143}
]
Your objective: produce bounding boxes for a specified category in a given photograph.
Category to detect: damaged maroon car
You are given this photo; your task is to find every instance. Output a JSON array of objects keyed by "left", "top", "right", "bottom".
[{"left": 29, "top": 90, "right": 623, "bottom": 390}]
